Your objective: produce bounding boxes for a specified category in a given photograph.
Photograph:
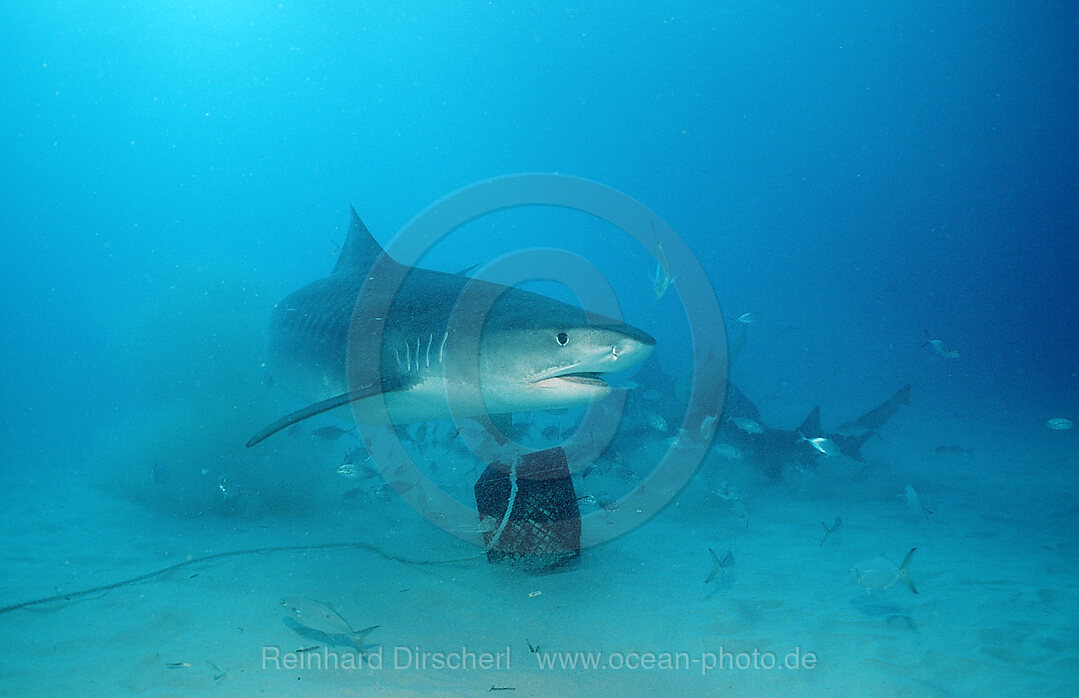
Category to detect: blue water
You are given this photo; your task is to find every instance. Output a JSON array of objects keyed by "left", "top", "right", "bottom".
[{"left": 2, "top": 2, "right": 1077, "bottom": 695}]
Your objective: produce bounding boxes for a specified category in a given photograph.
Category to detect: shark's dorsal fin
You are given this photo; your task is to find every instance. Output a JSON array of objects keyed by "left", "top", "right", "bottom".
[
  {"left": 333, "top": 206, "right": 393, "bottom": 276},
  {"left": 798, "top": 405, "right": 822, "bottom": 437}
]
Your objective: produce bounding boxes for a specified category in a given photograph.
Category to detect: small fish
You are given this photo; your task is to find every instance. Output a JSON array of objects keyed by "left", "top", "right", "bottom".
[
  {"left": 934, "top": 444, "right": 973, "bottom": 457},
  {"left": 797, "top": 431, "right": 838, "bottom": 456},
  {"left": 217, "top": 474, "right": 237, "bottom": 500},
  {"left": 312, "top": 425, "right": 357, "bottom": 441},
  {"left": 646, "top": 413, "right": 669, "bottom": 434},
  {"left": 699, "top": 414, "right": 718, "bottom": 440},
  {"left": 711, "top": 479, "right": 740, "bottom": 501},
  {"left": 705, "top": 547, "right": 735, "bottom": 584},
  {"left": 902, "top": 485, "right": 932, "bottom": 515},
  {"left": 611, "top": 461, "right": 638, "bottom": 480},
  {"left": 734, "top": 500, "right": 749, "bottom": 528},
  {"left": 455, "top": 516, "right": 499, "bottom": 534},
  {"left": 596, "top": 496, "right": 620, "bottom": 512},
  {"left": 651, "top": 229, "right": 675, "bottom": 300},
  {"left": 337, "top": 462, "right": 378, "bottom": 480},
  {"left": 1047, "top": 417, "right": 1074, "bottom": 430},
  {"left": 372, "top": 482, "right": 418, "bottom": 501},
  {"left": 338, "top": 489, "right": 369, "bottom": 504},
  {"left": 923, "top": 330, "right": 959, "bottom": 358},
  {"left": 208, "top": 660, "right": 226, "bottom": 681},
  {"left": 280, "top": 597, "right": 380, "bottom": 653},
  {"left": 652, "top": 260, "right": 674, "bottom": 300},
  {"left": 340, "top": 446, "right": 371, "bottom": 464},
  {"left": 713, "top": 443, "right": 744, "bottom": 460},
  {"left": 819, "top": 516, "right": 842, "bottom": 547},
  {"left": 506, "top": 421, "right": 534, "bottom": 442},
  {"left": 729, "top": 416, "right": 763, "bottom": 434},
  {"left": 851, "top": 548, "right": 918, "bottom": 594},
  {"left": 736, "top": 312, "right": 760, "bottom": 324}
]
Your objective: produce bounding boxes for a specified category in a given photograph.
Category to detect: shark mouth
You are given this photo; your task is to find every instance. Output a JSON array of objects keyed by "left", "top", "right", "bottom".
[
  {"left": 531, "top": 369, "right": 610, "bottom": 388},
  {"left": 548, "top": 371, "right": 607, "bottom": 386}
]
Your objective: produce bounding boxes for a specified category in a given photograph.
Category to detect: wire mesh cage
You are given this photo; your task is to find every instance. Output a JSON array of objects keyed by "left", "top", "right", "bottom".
[{"left": 474, "top": 446, "right": 582, "bottom": 573}]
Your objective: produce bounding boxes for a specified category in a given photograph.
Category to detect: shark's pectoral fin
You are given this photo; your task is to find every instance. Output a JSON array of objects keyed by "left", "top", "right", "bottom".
[{"left": 246, "top": 378, "right": 411, "bottom": 447}]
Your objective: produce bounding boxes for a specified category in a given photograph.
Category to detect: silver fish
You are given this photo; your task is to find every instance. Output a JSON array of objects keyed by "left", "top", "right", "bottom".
[
  {"left": 280, "top": 597, "right": 380, "bottom": 653},
  {"left": 647, "top": 413, "right": 669, "bottom": 434},
  {"left": 1047, "top": 417, "right": 1073, "bottom": 430},
  {"left": 713, "top": 443, "right": 744, "bottom": 460},
  {"left": 923, "top": 330, "right": 959, "bottom": 358},
  {"left": 798, "top": 431, "right": 838, "bottom": 456},
  {"left": 652, "top": 260, "right": 674, "bottom": 300},
  {"left": 736, "top": 312, "right": 760, "bottom": 324},
  {"left": 337, "top": 462, "right": 379, "bottom": 480},
  {"left": 851, "top": 548, "right": 918, "bottom": 594},
  {"left": 699, "top": 414, "right": 719, "bottom": 440}
]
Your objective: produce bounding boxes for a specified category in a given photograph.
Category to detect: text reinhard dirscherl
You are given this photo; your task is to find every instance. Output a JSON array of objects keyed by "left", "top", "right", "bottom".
[{"left": 261, "top": 646, "right": 818, "bottom": 676}]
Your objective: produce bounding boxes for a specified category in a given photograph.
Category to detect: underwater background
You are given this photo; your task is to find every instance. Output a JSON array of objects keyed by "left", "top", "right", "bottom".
[{"left": 2, "top": 2, "right": 1077, "bottom": 695}]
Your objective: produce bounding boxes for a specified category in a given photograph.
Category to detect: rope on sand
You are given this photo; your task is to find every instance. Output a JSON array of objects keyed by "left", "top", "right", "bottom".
[{"left": 0, "top": 541, "right": 480, "bottom": 616}]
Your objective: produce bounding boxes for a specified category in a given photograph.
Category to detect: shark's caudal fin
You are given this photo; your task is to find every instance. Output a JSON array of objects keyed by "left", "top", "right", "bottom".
[
  {"left": 332, "top": 206, "right": 394, "bottom": 276},
  {"left": 828, "top": 430, "right": 881, "bottom": 462},
  {"left": 246, "top": 377, "right": 413, "bottom": 447},
  {"left": 724, "top": 382, "right": 761, "bottom": 423},
  {"left": 798, "top": 406, "right": 822, "bottom": 437},
  {"left": 838, "top": 384, "right": 912, "bottom": 433}
]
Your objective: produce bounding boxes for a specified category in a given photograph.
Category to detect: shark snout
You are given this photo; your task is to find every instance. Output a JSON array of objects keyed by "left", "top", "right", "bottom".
[{"left": 604, "top": 324, "right": 656, "bottom": 368}]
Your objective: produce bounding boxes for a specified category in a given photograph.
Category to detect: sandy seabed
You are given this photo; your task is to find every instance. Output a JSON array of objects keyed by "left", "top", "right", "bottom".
[{"left": 1, "top": 432, "right": 1076, "bottom": 698}]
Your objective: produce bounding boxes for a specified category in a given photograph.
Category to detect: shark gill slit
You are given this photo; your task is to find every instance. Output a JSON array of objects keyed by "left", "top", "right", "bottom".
[
  {"left": 425, "top": 333, "right": 433, "bottom": 368},
  {"left": 437, "top": 331, "right": 448, "bottom": 364}
]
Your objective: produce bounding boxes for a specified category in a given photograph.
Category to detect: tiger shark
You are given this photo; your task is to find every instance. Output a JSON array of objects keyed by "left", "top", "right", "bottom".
[{"left": 247, "top": 207, "right": 656, "bottom": 446}]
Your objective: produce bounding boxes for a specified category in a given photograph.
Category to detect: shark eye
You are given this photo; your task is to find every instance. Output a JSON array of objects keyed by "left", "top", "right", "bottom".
[{"left": 556, "top": 331, "right": 569, "bottom": 346}]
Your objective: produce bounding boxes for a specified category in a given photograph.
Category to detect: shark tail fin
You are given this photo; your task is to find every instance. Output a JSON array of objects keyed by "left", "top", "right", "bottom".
[
  {"left": 832, "top": 431, "right": 878, "bottom": 462},
  {"left": 899, "top": 547, "right": 918, "bottom": 594},
  {"left": 246, "top": 377, "right": 411, "bottom": 447}
]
